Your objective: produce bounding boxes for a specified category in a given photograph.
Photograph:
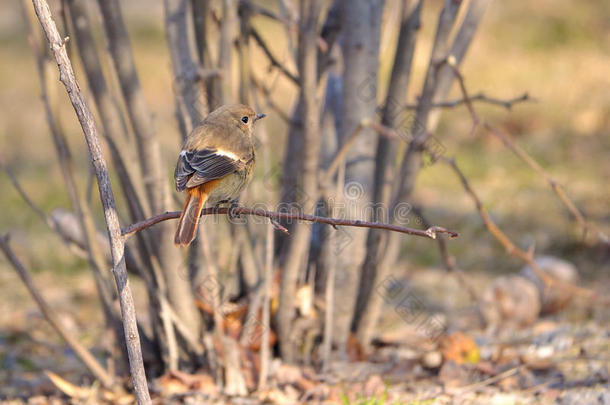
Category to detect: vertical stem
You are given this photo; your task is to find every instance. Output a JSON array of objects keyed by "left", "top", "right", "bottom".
[
  {"left": 277, "top": 0, "right": 322, "bottom": 362},
  {"left": 356, "top": 0, "right": 463, "bottom": 349},
  {"left": 258, "top": 220, "right": 273, "bottom": 388},
  {"left": 238, "top": 4, "right": 252, "bottom": 105},
  {"left": 98, "top": 0, "right": 201, "bottom": 345},
  {"left": 333, "top": 0, "right": 385, "bottom": 352},
  {"left": 20, "top": 0, "right": 124, "bottom": 360},
  {"left": 219, "top": 0, "right": 237, "bottom": 104},
  {"left": 164, "top": 0, "right": 204, "bottom": 135},
  {"left": 30, "top": 1, "right": 151, "bottom": 402},
  {"left": 356, "top": 0, "right": 421, "bottom": 339}
]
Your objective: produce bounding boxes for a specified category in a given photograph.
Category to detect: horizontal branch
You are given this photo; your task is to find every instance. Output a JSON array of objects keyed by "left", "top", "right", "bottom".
[{"left": 121, "top": 206, "right": 459, "bottom": 241}]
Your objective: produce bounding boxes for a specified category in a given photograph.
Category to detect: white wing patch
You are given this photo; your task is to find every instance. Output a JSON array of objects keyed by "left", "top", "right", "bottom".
[{"left": 214, "top": 149, "right": 240, "bottom": 161}]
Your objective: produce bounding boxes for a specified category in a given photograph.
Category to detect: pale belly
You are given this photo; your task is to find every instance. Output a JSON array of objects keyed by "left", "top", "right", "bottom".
[{"left": 206, "top": 170, "right": 251, "bottom": 206}]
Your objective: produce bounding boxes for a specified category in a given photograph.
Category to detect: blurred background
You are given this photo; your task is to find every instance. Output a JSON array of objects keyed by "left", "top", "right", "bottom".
[
  {"left": 2, "top": 1, "right": 608, "bottom": 270},
  {"left": 0, "top": 0, "right": 608, "bottom": 402}
]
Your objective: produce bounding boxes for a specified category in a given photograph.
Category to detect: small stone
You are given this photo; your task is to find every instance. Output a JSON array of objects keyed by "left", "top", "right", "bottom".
[{"left": 521, "top": 256, "right": 579, "bottom": 315}]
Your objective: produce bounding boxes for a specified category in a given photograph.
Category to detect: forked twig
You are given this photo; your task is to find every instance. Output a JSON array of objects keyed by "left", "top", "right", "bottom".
[
  {"left": 442, "top": 156, "right": 593, "bottom": 298},
  {"left": 403, "top": 92, "right": 531, "bottom": 111},
  {"left": 250, "top": 26, "right": 299, "bottom": 85},
  {"left": 446, "top": 59, "right": 607, "bottom": 245}
]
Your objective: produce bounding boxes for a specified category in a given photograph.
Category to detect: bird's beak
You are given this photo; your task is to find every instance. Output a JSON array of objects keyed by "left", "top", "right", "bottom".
[{"left": 255, "top": 113, "right": 266, "bottom": 122}]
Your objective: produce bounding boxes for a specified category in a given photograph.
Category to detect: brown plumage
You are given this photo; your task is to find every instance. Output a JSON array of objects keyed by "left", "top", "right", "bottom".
[{"left": 174, "top": 104, "right": 265, "bottom": 246}]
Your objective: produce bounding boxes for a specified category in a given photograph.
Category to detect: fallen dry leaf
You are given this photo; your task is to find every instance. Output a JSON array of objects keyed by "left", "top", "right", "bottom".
[
  {"left": 440, "top": 331, "right": 480, "bottom": 365},
  {"left": 347, "top": 333, "right": 366, "bottom": 362}
]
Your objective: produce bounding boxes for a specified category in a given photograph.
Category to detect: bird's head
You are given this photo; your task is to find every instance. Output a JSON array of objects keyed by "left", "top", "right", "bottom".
[{"left": 210, "top": 104, "right": 266, "bottom": 136}]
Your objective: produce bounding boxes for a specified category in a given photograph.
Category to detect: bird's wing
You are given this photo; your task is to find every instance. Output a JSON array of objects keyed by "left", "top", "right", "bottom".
[{"left": 174, "top": 148, "right": 251, "bottom": 191}]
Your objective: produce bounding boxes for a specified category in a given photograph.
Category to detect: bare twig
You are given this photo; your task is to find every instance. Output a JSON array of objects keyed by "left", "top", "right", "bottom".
[
  {"left": 2, "top": 164, "right": 51, "bottom": 227},
  {"left": 356, "top": 0, "right": 463, "bottom": 350},
  {"left": 30, "top": 1, "right": 151, "bottom": 402},
  {"left": 251, "top": 75, "right": 291, "bottom": 123},
  {"left": 164, "top": 0, "right": 204, "bottom": 132},
  {"left": 239, "top": 0, "right": 285, "bottom": 23},
  {"left": 447, "top": 61, "right": 608, "bottom": 245},
  {"left": 20, "top": 1, "right": 125, "bottom": 364},
  {"left": 218, "top": 0, "right": 237, "bottom": 104},
  {"left": 402, "top": 92, "right": 531, "bottom": 111},
  {"left": 319, "top": 120, "right": 367, "bottom": 187},
  {"left": 483, "top": 121, "right": 603, "bottom": 242},
  {"left": 442, "top": 156, "right": 593, "bottom": 298},
  {"left": 198, "top": 230, "right": 228, "bottom": 389},
  {"left": 0, "top": 235, "right": 115, "bottom": 389},
  {"left": 258, "top": 219, "right": 273, "bottom": 389},
  {"left": 250, "top": 26, "right": 299, "bottom": 85},
  {"left": 66, "top": 0, "right": 150, "bottom": 222},
  {"left": 252, "top": 78, "right": 274, "bottom": 390},
  {"left": 412, "top": 206, "right": 480, "bottom": 304},
  {"left": 427, "top": 0, "right": 491, "bottom": 132},
  {"left": 122, "top": 206, "right": 458, "bottom": 241},
  {"left": 100, "top": 0, "right": 201, "bottom": 349}
]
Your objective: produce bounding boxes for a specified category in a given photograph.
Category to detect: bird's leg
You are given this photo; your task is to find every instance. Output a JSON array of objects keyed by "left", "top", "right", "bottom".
[{"left": 214, "top": 199, "right": 230, "bottom": 208}]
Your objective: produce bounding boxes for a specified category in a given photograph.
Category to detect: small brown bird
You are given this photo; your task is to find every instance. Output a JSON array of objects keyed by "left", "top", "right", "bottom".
[{"left": 174, "top": 104, "right": 265, "bottom": 246}]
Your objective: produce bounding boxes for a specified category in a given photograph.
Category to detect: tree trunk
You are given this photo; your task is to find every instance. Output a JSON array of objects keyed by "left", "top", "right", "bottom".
[
  {"left": 332, "top": 0, "right": 385, "bottom": 352},
  {"left": 277, "top": 0, "right": 322, "bottom": 362},
  {"left": 355, "top": 0, "right": 422, "bottom": 337},
  {"left": 355, "top": 0, "right": 463, "bottom": 349}
]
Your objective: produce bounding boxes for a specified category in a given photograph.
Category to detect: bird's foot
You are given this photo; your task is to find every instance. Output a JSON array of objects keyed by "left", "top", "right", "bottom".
[{"left": 227, "top": 199, "right": 241, "bottom": 220}]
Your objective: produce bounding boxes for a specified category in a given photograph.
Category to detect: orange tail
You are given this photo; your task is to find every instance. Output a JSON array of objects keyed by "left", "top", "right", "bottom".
[{"left": 174, "top": 187, "right": 209, "bottom": 246}]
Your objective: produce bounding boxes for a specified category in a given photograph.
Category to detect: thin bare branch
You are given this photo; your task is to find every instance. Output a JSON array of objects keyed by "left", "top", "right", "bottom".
[
  {"left": 218, "top": 0, "right": 237, "bottom": 104},
  {"left": 30, "top": 1, "right": 151, "bottom": 402},
  {"left": 2, "top": 164, "right": 50, "bottom": 227},
  {"left": 447, "top": 60, "right": 608, "bottom": 245},
  {"left": 250, "top": 26, "right": 299, "bottom": 85},
  {"left": 258, "top": 219, "right": 273, "bottom": 389},
  {"left": 20, "top": 2, "right": 125, "bottom": 363},
  {"left": 412, "top": 206, "right": 480, "bottom": 304},
  {"left": 66, "top": 0, "right": 150, "bottom": 222},
  {"left": 239, "top": 0, "right": 285, "bottom": 23},
  {"left": 164, "top": 0, "right": 204, "bottom": 132},
  {"left": 402, "top": 92, "right": 531, "bottom": 111},
  {"left": 251, "top": 75, "right": 291, "bottom": 123},
  {"left": 100, "top": 0, "right": 201, "bottom": 346},
  {"left": 121, "top": 206, "right": 458, "bottom": 241},
  {"left": 356, "top": 0, "right": 465, "bottom": 350},
  {"left": 442, "top": 156, "right": 593, "bottom": 298}
]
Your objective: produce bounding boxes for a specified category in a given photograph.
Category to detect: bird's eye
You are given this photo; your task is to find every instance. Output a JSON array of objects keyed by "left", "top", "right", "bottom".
[{"left": 241, "top": 116, "right": 249, "bottom": 124}]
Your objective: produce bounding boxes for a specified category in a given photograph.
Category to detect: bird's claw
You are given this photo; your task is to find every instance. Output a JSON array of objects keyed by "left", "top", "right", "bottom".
[{"left": 227, "top": 200, "right": 241, "bottom": 220}]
